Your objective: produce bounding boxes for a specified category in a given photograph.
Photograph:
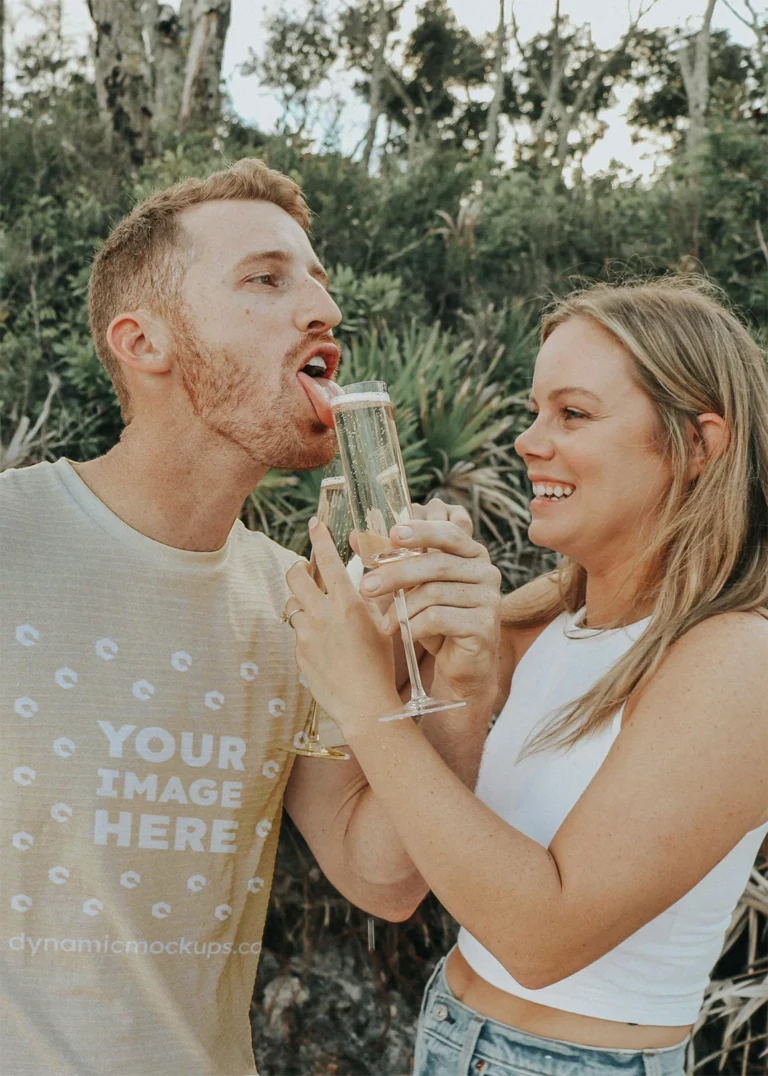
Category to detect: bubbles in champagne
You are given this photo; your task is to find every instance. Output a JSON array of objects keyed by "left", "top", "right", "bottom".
[
  {"left": 332, "top": 394, "right": 422, "bottom": 568},
  {"left": 310, "top": 475, "right": 354, "bottom": 589}
]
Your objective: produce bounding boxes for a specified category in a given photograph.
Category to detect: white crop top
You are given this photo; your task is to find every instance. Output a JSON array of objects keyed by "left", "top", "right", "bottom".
[{"left": 457, "top": 609, "right": 768, "bottom": 1025}]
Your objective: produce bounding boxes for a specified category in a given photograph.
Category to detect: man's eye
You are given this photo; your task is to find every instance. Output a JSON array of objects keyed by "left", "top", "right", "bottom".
[
  {"left": 563, "top": 408, "right": 588, "bottom": 420},
  {"left": 248, "top": 274, "right": 275, "bottom": 286}
]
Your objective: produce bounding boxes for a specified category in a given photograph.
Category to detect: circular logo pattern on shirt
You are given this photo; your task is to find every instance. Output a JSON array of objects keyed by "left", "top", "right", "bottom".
[
  {"left": 83, "top": 898, "right": 103, "bottom": 917},
  {"left": 132, "top": 680, "right": 155, "bottom": 702},
  {"left": 255, "top": 819, "right": 272, "bottom": 839},
  {"left": 240, "top": 661, "right": 259, "bottom": 681},
  {"left": 14, "top": 697, "right": 38, "bottom": 719},
  {"left": 54, "top": 667, "right": 78, "bottom": 689},
  {"left": 152, "top": 902, "right": 171, "bottom": 920},
  {"left": 11, "top": 894, "right": 32, "bottom": 912},
  {"left": 13, "top": 766, "right": 36, "bottom": 786},
  {"left": 53, "top": 737, "right": 76, "bottom": 759},
  {"left": 187, "top": 875, "right": 207, "bottom": 893},
  {"left": 15, "top": 624, "right": 39, "bottom": 647},
  {"left": 12, "top": 832, "right": 34, "bottom": 852},
  {"left": 95, "top": 638, "right": 119, "bottom": 661},
  {"left": 50, "top": 802, "right": 73, "bottom": 823},
  {"left": 204, "top": 691, "right": 224, "bottom": 711},
  {"left": 120, "top": 871, "right": 141, "bottom": 889},
  {"left": 293, "top": 730, "right": 308, "bottom": 750},
  {"left": 214, "top": 904, "right": 232, "bottom": 921},
  {"left": 268, "top": 698, "right": 286, "bottom": 717},
  {"left": 262, "top": 760, "right": 279, "bottom": 780},
  {"left": 171, "top": 651, "right": 192, "bottom": 672},
  {"left": 49, "top": 867, "right": 70, "bottom": 885},
  {"left": 247, "top": 877, "right": 265, "bottom": 894}
]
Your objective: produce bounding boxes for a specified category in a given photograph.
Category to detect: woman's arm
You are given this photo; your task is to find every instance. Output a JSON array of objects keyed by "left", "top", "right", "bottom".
[{"left": 288, "top": 530, "right": 768, "bottom": 990}]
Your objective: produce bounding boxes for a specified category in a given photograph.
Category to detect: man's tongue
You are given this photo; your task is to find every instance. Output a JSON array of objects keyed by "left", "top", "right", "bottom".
[{"left": 297, "top": 371, "right": 338, "bottom": 428}]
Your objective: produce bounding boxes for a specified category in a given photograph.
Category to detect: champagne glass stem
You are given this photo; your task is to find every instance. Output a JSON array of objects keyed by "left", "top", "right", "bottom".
[
  {"left": 305, "top": 699, "right": 320, "bottom": 741},
  {"left": 393, "top": 589, "right": 428, "bottom": 702}
]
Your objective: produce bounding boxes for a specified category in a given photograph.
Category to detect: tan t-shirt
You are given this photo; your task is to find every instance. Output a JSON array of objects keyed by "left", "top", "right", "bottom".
[{"left": 0, "top": 459, "right": 342, "bottom": 1075}]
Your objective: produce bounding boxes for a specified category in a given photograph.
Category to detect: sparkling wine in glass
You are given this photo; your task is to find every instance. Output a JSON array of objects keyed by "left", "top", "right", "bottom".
[
  {"left": 287, "top": 473, "right": 354, "bottom": 760},
  {"left": 330, "top": 381, "right": 466, "bottom": 723}
]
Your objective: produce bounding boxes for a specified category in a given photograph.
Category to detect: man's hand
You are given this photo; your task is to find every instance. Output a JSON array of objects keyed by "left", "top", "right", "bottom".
[{"left": 285, "top": 523, "right": 402, "bottom": 738}]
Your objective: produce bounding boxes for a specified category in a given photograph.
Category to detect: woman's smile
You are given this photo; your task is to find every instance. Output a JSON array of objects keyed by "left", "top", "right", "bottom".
[{"left": 529, "top": 476, "right": 577, "bottom": 505}]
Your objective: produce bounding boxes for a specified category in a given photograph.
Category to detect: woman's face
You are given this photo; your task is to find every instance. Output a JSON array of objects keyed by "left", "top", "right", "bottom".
[{"left": 514, "top": 316, "right": 672, "bottom": 572}]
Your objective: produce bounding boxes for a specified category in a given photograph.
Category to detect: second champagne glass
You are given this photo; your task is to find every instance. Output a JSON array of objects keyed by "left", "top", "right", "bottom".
[
  {"left": 330, "top": 381, "right": 466, "bottom": 723},
  {"left": 286, "top": 474, "right": 354, "bottom": 760}
]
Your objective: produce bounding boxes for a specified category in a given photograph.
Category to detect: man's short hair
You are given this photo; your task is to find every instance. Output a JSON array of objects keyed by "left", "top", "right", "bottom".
[{"left": 88, "top": 158, "right": 310, "bottom": 420}]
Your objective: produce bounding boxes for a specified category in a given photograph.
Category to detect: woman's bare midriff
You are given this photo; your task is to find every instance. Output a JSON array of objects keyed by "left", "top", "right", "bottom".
[{"left": 445, "top": 948, "right": 690, "bottom": 1051}]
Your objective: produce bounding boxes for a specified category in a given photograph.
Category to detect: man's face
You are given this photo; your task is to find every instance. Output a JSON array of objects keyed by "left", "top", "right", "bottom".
[{"left": 171, "top": 199, "right": 342, "bottom": 471}]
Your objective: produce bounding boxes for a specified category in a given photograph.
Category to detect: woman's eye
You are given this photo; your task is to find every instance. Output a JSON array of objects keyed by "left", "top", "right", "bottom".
[
  {"left": 563, "top": 407, "right": 588, "bottom": 421},
  {"left": 248, "top": 274, "right": 276, "bottom": 286}
]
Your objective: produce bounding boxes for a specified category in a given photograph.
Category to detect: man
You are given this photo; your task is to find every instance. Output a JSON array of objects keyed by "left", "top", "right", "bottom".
[{"left": 0, "top": 159, "right": 498, "bottom": 1075}]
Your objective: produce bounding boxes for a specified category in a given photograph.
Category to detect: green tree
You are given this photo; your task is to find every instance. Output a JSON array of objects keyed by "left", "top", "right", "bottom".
[
  {"left": 337, "top": 0, "right": 406, "bottom": 171},
  {"left": 629, "top": 25, "right": 766, "bottom": 145},
  {"left": 507, "top": 0, "right": 657, "bottom": 172},
  {"left": 242, "top": 0, "right": 335, "bottom": 137},
  {"left": 387, "top": 0, "right": 491, "bottom": 158}
]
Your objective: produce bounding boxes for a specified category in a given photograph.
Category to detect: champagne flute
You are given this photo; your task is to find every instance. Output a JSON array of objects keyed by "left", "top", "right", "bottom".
[
  {"left": 285, "top": 474, "right": 354, "bottom": 761},
  {"left": 330, "top": 381, "right": 466, "bottom": 723}
]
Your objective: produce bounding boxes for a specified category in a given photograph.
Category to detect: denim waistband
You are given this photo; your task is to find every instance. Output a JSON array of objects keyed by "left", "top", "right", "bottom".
[{"left": 416, "top": 954, "right": 688, "bottom": 1076}]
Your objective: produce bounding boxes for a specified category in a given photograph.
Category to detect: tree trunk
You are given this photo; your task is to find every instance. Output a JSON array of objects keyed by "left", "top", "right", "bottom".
[
  {"left": 678, "top": 0, "right": 717, "bottom": 156},
  {"left": 532, "top": 0, "right": 566, "bottom": 167},
  {"left": 385, "top": 66, "right": 420, "bottom": 167},
  {"left": 178, "top": 0, "right": 232, "bottom": 132},
  {"left": 149, "top": 3, "right": 186, "bottom": 137},
  {"left": 483, "top": 0, "right": 506, "bottom": 162},
  {"left": 87, "top": 0, "right": 153, "bottom": 165},
  {"left": 361, "top": 0, "right": 391, "bottom": 173},
  {"left": 0, "top": 0, "right": 5, "bottom": 111},
  {"left": 87, "top": 0, "right": 232, "bottom": 152}
]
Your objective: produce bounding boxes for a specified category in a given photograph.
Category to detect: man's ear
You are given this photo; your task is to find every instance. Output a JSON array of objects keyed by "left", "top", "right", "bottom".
[
  {"left": 689, "top": 412, "right": 730, "bottom": 481},
  {"left": 106, "top": 310, "right": 173, "bottom": 376}
]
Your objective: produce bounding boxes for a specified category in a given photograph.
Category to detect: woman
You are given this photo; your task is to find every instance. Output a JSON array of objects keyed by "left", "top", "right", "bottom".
[{"left": 285, "top": 279, "right": 768, "bottom": 1076}]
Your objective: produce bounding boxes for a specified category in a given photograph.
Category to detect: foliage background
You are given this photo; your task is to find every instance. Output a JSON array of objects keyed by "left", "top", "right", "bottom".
[{"left": 1, "top": 1, "right": 766, "bottom": 1072}]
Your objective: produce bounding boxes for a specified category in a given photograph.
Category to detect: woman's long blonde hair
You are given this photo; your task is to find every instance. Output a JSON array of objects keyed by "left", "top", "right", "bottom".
[{"left": 510, "top": 277, "right": 768, "bottom": 752}]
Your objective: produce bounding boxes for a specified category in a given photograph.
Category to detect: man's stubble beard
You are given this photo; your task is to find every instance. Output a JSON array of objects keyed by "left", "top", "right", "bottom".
[{"left": 171, "top": 316, "right": 337, "bottom": 472}]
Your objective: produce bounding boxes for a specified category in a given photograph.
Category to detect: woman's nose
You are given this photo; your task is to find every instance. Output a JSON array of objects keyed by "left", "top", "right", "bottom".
[{"left": 514, "top": 416, "right": 554, "bottom": 460}]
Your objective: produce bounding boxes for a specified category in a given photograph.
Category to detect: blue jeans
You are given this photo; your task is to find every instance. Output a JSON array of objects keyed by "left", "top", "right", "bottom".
[{"left": 413, "top": 955, "right": 688, "bottom": 1076}]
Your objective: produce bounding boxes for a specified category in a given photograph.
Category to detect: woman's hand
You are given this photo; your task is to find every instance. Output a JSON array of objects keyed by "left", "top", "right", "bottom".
[
  {"left": 285, "top": 523, "right": 403, "bottom": 737},
  {"left": 285, "top": 501, "right": 502, "bottom": 738},
  {"left": 359, "top": 504, "right": 502, "bottom": 707}
]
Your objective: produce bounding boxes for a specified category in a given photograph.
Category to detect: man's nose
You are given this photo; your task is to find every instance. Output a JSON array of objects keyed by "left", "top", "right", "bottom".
[{"left": 297, "top": 280, "right": 342, "bottom": 335}]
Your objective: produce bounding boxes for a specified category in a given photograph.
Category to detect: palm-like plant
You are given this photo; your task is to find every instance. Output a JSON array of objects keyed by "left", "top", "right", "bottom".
[{"left": 689, "top": 858, "right": 768, "bottom": 1074}]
